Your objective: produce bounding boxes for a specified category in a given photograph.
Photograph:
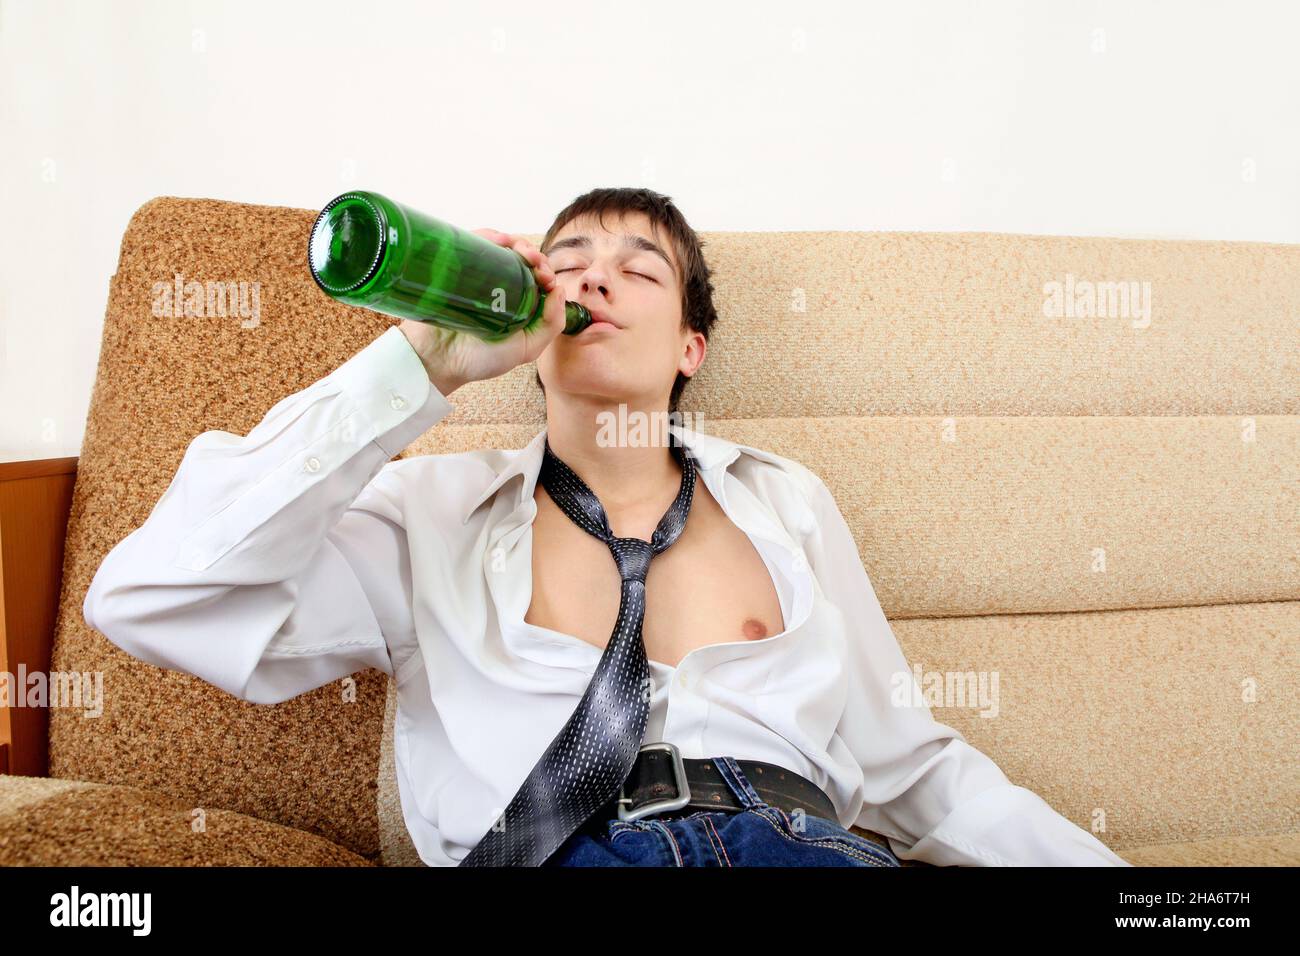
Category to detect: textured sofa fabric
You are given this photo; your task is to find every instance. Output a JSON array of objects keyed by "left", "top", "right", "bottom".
[
  {"left": 3, "top": 195, "right": 1294, "bottom": 866},
  {"left": 0, "top": 774, "right": 373, "bottom": 866}
]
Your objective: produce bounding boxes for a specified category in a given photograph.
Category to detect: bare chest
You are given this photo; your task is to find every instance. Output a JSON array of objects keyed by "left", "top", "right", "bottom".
[{"left": 524, "top": 480, "right": 785, "bottom": 669}]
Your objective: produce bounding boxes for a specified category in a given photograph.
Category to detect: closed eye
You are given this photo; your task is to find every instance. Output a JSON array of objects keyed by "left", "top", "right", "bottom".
[{"left": 555, "top": 267, "right": 657, "bottom": 283}]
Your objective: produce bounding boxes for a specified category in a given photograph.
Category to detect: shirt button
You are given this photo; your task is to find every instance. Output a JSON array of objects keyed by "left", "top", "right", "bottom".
[
  {"left": 304, "top": 456, "right": 321, "bottom": 473},
  {"left": 390, "top": 395, "right": 407, "bottom": 410}
]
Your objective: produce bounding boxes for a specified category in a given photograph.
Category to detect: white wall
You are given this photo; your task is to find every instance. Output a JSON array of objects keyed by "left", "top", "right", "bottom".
[{"left": 2, "top": 0, "right": 1297, "bottom": 461}]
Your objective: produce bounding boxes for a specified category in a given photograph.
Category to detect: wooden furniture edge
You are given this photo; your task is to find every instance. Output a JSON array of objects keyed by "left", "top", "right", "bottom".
[{"left": 0, "top": 456, "right": 78, "bottom": 777}]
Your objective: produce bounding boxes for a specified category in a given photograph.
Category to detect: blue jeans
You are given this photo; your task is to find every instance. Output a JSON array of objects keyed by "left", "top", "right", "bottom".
[{"left": 542, "top": 756, "right": 902, "bottom": 867}]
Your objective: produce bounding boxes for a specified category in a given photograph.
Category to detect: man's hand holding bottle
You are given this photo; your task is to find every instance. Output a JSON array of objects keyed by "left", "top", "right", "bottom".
[{"left": 398, "top": 230, "right": 567, "bottom": 396}]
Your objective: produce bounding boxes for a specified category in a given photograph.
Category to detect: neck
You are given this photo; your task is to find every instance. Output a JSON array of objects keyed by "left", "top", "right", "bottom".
[{"left": 543, "top": 392, "right": 681, "bottom": 519}]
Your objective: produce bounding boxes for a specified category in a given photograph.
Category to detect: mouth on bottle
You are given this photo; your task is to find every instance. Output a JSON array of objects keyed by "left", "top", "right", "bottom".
[{"left": 309, "top": 193, "right": 388, "bottom": 294}]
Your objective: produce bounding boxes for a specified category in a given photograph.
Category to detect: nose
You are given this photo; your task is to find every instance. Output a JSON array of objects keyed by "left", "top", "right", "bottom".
[
  {"left": 570, "top": 260, "right": 610, "bottom": 299},
  {"left": 581, "top": 274, "right": 609, "bottom": 298}
]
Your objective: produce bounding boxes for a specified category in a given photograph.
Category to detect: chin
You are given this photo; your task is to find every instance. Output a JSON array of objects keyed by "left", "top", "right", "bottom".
[{"left": 542, "top": 361, "right": 629, "bottom": 397}]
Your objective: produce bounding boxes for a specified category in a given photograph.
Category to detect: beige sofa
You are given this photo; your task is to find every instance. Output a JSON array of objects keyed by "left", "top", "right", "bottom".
[{"left": 1, "top": 196, "right": 1295, "bottom": 865}]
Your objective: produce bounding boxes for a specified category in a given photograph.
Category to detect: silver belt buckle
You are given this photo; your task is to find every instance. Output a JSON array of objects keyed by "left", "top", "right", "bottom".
[{"left": 617, "top": 742, "right": 692, "bottom": 822}]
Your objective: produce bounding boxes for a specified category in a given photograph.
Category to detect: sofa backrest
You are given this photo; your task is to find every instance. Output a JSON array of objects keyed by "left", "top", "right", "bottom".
[{"left": 57, "top": 196, "right": 1298, "bottom": 861}]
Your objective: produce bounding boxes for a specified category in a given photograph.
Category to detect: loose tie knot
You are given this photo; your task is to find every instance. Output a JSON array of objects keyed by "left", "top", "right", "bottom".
[{"left": 608, "top": 536, "right": 654, "bottom": 584}]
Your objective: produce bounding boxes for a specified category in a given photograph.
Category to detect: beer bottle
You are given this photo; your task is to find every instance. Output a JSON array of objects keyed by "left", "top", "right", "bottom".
[{"left": 308, "top": 190, "right": 592, "bottom": 340}]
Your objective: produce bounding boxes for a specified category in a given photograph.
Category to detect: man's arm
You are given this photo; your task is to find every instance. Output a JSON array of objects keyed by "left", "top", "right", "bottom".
[
  {"left": 802, "top": 472, "right": 1133, "bottom": 866},
  {"left": 83, "top": 326, "right": 454, "bottom": 704}
]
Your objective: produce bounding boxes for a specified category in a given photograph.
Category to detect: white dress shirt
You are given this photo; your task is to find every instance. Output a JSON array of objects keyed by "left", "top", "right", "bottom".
[{"left": 83, "top": 325, "right": 1132, "bottom": 867}]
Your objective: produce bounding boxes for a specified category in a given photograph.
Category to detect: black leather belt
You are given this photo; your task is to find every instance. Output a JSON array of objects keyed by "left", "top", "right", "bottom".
[{"left": 593, "top": 742, "right": 837, "bottom": 824}]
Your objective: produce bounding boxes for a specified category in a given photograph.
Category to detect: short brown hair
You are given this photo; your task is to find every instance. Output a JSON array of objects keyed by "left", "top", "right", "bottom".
[{"left": 534, "top": 187, "right": 717, "bottom": 414}]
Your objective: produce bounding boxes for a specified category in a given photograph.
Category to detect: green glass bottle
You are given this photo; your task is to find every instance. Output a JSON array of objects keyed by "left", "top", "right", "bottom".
[{"left": 307, "top": 190, "right": 591, "bottom": 341}]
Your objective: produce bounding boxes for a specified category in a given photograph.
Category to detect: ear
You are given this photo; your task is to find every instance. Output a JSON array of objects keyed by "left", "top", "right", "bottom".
[{"left": 680, "top": 332, "right": 707, "bottom": 377}]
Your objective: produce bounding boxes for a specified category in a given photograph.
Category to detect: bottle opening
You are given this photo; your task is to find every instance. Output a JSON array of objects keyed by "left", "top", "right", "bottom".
[{"left": 309, "top": 193, "right": 387, "bottom": 294}]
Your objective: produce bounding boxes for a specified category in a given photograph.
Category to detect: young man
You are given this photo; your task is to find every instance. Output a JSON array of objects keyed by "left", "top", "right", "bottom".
[{"left": 84, "top": 187, "right": 1132, "bottom": 868}]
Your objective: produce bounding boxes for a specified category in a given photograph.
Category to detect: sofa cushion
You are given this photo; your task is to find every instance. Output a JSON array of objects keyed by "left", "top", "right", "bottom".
[
  {"left": 1117, "top": 831, "right": 1300, "bottom": 866},
  {"left": 0, "top": 774, "right": 372, "bottom": 866}
]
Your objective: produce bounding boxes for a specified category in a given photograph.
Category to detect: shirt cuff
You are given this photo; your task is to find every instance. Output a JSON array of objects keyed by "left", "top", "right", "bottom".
[
  {"left": 892, "top": 782, "right": 1133, "bottom": 866},
  {"left": 328, "top": 324, "right": 456, "bottom": 458}
]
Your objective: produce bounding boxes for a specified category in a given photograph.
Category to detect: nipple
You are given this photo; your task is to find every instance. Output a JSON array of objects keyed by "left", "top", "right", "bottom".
[{"left": 742, "top": 618, "right": 769, "bottom": 640}]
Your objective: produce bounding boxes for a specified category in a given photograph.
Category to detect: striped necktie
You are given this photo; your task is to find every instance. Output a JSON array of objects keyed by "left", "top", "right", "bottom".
[{"left": 458, "top": 431, "right": 697, "bottom": 866}]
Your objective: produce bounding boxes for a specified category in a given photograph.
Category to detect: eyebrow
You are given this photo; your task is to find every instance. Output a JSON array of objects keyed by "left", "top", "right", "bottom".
[{"left": 544, "top": 233, "right": 676, "bottom": 276}]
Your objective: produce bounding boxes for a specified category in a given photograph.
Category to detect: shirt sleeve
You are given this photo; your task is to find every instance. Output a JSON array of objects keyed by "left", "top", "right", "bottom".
[
  {"left": 82, "top": 325, "right": 455, "bottom": 705},
  {"left": 803, "top": 473, "right": 1133, "bottom": 866}
]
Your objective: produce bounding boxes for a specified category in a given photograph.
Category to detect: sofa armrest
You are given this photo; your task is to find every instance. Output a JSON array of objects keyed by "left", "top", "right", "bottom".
[{"left": 0, "top": 457, "right": 78, "bottom": 778}]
